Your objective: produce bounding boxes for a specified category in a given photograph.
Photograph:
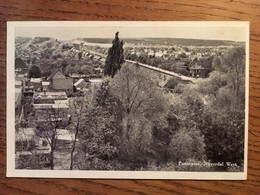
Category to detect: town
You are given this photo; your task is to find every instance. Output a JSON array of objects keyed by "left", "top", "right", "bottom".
[{"left": 14, "top": 34, "right": 245, "bottom": 171}]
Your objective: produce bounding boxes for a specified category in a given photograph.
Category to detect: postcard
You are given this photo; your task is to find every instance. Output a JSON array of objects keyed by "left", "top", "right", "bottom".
[{"left": 7, "top": 21, "right": 249, "bottom": 179}]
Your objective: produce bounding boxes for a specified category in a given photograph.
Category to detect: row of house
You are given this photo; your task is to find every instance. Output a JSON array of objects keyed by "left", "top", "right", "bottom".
[
  {"left": 127, "top": 44, "right": 231, "bottom": 63},
  {"left": 70, "top": 47, "right": 106, "bottom": 63},
  {"left": 47, "top": 69, "right": 103, "bottom": 92},
  {"left": 16, "top": 71, "right": 75, "bottom": 169},
  {"left": 17, "top": 68, "right": 103, "bottom": 108}
]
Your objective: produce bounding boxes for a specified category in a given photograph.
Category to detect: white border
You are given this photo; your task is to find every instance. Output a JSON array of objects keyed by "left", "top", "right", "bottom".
[{"left": 7, "top": 21, "right": 249, "bottom": 179}]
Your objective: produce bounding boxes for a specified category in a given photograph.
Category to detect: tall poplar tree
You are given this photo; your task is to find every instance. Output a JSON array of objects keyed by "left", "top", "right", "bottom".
[{"left": 104, "top": 32, "right": 124, "bottom": 77}]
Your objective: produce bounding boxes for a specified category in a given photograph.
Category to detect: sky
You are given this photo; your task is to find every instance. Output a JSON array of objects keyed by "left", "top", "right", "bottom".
[{"left": 14, "top": 22, "right": 248, "bottom": 42}]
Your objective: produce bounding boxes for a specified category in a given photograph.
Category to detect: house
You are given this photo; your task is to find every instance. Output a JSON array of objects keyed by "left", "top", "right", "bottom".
[
  {"left": 155, "top": 51, "right": 163, "bottom": 58},
  {"left": 32, "top": 91, "right": 70, "bottom": 126},
  {"left": 163, "top": 54, "right": 171, "bottom": 60},
  {"left": 15, "top": 77, "right": 24, "bottom": 110},
  {"left": 88, "top": 54, "right": 94, "bottom": 59},
  {"left": 74, "top": 78, "right": 88, "bottom": 91},
  {"left": 148, "top": 51, "right": 155, "bottom": 58},
  {"left": 32, "top": 91, "right": 69, "bottom": 118},
  {"left": 23, "top": 85, "right": 34, "bottom": 101},
  {"left": 47, "top": 70, "right": 73, "bottom": 92},
  {"left": 94, "top": 67, "right": 103, "bottom": 74},
  {"left": 42, "top": 81, "right": 50, "bottom": 92},
  {"left": 88, "top": 78, "right": 103, "bottom": 90},
  {"left": 53, "top": 99, "right": 69, "bottom": 109},
  {"left": 189, "top": 65, "right": 208, "bottom": 78},
  {"left": 69, "top": 73, "right": 89, "bottom": 84},
  {"left": 29, "top": 78, "right": 42, "bottom": 91},
  {"left": 93, "top": 55, "right": 101, "bottom": 61},
  {"left": 15, "top": 80, "right": 23, "bottom": 88},
  {"left": 15, "top": 74, "right": 27, "bottom": 83},
  {"left": 33, "top": 91, "right": 68, "bottom": 105}
]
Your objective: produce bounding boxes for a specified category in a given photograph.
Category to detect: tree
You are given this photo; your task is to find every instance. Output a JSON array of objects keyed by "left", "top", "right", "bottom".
[
  {"left": 110, "top": 63, "right": 169, "bottom": 140},
  {"left": 81, "top": 65, "right": 94, "bottom": 75},
  {"left": 200, "top": 108, "right": 244, "bottom": 167},
  {"left": 15, "top": 58, "right": 26, "bottom": 69},
  {"left": 67, "top": 97, "right": 88, "bottom": 170},
  {"left": 196, "top": 47, "right": 246, "bottom": 167},
  {"left": 64, "top": 64, "right": 81, "bottom": 75},
  {"left": 170, "top": 87, "right": 205, "bottom": 129},
  {"left": 167, "top": 88, "right": 206, "bottom": 164},
  {"left": 198, "top": 56, "right": 214, "bottom": 72},
  {"left": 164, "top": 77, "right": 182, "bottom": 91},
  {"left": 71, "top": 80, "right": 124, "bottom": 170},
  {"left": 28, "top": 65, "right": 41, "bottom": 78},
  {"left": 61, "top": 60, "right": 68, "bottom": 73},
  {"left": 169, "top": 127, "right": 205, "bottom": 163},
  {"left": 221, "top": 47, "right": 245, "bottom": 104},
  {"left": 77, "top": 105, "right": 119, "bottom": 170},
  {"left": 108, "top": 63, "right": 169, "bottom": 169},
  {"left": 104, "top": 32, "right": 124, "bottom": 77},
  {"left": 151, "top": 113, "right": 179, "bottom": 164}
]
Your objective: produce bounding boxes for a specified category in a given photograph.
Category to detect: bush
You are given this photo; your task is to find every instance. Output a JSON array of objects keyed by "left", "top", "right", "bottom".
[{"left": 169, "top": 128, "right": 205, "bottom": 163}]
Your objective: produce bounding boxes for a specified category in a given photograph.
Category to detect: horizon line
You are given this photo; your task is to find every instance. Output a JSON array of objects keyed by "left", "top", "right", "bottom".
[{"left": 15, "top": 36, "right": 245, "bottom": 43}]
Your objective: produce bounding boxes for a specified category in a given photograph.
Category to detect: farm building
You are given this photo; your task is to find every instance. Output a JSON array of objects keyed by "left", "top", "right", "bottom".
[
  {"left": 47, "top": 70, "right": 73, "bottom": 92},
  {"left": 189, "top": 65, "right": 208, "bottom": 78}
]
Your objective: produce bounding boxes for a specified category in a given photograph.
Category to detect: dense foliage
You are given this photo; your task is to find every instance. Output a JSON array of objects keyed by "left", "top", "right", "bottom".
[
  {"left": 198, "top": 47, "right": 246, "bottom": 166},
  {"left": 15, "top": 57, "right": 26, "bottom": 69},
  {"left": 28, "top": 65, "right": 41, "bottom": 78},
  {"left": 75, "top": 47, "right": 245, "bottom": 171}
]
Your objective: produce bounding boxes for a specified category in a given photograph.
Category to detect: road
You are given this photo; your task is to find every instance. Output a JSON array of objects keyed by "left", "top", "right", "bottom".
[{"left": 125, "top": 59, "right": 198, "bottom": 83}]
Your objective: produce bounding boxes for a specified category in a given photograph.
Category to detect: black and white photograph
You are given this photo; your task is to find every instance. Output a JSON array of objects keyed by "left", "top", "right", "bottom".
[{"left": 7, "top": 21, "right": 249, "bottom": 179}]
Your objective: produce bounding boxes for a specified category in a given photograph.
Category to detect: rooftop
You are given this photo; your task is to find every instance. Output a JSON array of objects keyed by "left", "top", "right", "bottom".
[
  {"left": 15, "top": 87, "right": 22, "bottom": 93},
  {"left": 74, "top": 78, "right": 86, "bottom": 86},
  {"left": 15, "top": 80, "right": 22, "bottom": 86},
  {"left": 42, "top": 81, "right": 50, "bottom": 86},
  {"left": 32, "top": 104, "right": 53, "bottom": 109},
  {"left": 56, "top": 129, "right": 75, "bottom": 141},
  {"left": 190, "top": 64, "right": 205, "bottom": 70},
  {"left": 89, "top": 78, "right": 103, "bottom": 83},
  {"left": 33, "top": 92, "right": 68, "bottom": 102},
  {"left": 53, "top": 100, "right": 69, "bottom": 109},
  {"left": 16, "top": 74, "right": 25, "bottom": 78},
  {"left": 30, "top": 78, "right": 42, "bottom": 83},
  {"left": 47, "top": 69, "right": 66, "bottom": 80}
]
